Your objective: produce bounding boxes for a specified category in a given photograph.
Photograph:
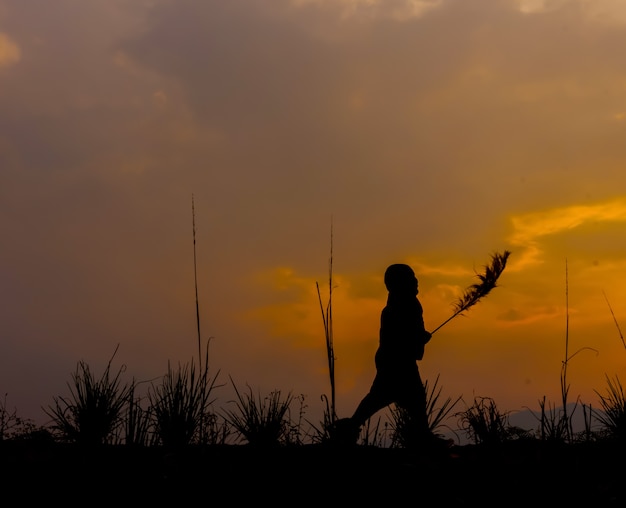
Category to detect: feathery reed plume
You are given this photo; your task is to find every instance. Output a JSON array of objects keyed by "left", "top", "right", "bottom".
[{"left": 431, "top": 250, "right": 511, "bottom": 334}]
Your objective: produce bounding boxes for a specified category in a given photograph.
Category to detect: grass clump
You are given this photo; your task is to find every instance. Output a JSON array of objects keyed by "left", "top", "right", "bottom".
[
  {"left": 457, "top": 396, "right": 528, "bottom": 446},
  {"left": 390, "top": 374, "right": 462, "bottom": 448},
  {"left": 124, "top": 385, "right": 154, "bottom": 447},
  {"left": 148, "top": 357, "right": 222, "bottom": 448},
  {"left": 594, "top": 375, "right": 626, "bottom": 441},
  {"left": 44, "top": 346, "right": 132, "bottom": 446},
  {"left": 536, "top": 396, "right": 574, "bottom": 443},
  {"left": 222, "top": 376, "right": 299, "bottom": 447},
  {"left": 1, "top": 394, "right": 39, "bottom": 442}
]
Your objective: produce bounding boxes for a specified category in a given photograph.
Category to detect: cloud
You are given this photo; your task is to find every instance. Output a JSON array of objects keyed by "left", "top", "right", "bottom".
[
  {"left": 507, "top": 198, "right": 626, "bottom": 269},
  {"left": 245, "top": 267, "right": 381, "bottom": 345},
  {"left": 0, "top": 32, "right": 20, "bottom": 67},
  {"left": 516, "top": 0, "right": 568, "bottom": 14},
  {"left": 290, "top": 0, "right": 444, "bottom": 21},
  {"left": 517, "top": 0, "right": 626, "bottom": 23},
  {"left": 497, "top": 304, "right": 563, "bottom": 325}
]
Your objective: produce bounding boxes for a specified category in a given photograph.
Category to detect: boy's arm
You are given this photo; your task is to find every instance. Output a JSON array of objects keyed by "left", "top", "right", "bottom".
[{"left": 415, "top": 330, "right": 431, "bottom": 361}]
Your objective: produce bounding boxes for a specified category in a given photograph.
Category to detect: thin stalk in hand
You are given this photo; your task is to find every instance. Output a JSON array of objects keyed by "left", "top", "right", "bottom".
[{"left": 431, "top": 250, "right": 511, "bottom": 335}]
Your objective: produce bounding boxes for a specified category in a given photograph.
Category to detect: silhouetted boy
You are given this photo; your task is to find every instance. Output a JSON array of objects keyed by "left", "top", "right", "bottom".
[{"left": 333, "top": 264, "right": 436, "bottom": 446}]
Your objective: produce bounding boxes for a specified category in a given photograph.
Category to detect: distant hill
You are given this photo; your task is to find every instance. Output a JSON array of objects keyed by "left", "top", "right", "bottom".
[{"left": 442, "top": 402, "right": 604, "bottom": 445}]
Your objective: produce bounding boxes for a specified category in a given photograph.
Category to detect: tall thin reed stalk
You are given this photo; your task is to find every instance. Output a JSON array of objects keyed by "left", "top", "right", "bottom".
[
  {"left": 538, "top": 260, "right": 596, "bottom": 443},
  {"left": 316, "top": 217, "right": 336, "bottom": 422},
  {"left": 603, "top": 290, "right": 626, "bottom": 350},
  {"left": 561, "top": 258, "right": 572, "bottom": 441},
  {"left": 191, "top": 194, "right": 202, "bottom": 369}
]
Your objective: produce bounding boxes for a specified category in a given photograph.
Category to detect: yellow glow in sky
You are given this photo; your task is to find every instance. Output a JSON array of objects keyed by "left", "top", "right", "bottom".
[{"left": 0, "top": 32, "right": 20, "bottom": 67}]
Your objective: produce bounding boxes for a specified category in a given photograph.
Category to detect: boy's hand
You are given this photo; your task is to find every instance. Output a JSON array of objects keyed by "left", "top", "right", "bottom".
[
  {"left": 416, "top": 344, "right": 425, "bottom": 361},
  {"left": 423, "top": 330, "right": 432, "bottom": 344}
]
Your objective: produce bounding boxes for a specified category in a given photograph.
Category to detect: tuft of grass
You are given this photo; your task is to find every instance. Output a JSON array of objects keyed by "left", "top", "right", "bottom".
[
  {"left": 45, "top": 345, "right": 132, "bottom": 446},
  {"left": 124, "top": 385, "right": 154, "bottom": 447},
  {"left": 457, "top": 396, "right": 528, "bottom": 446},
  {"left": 306, "top": 394, "right": 336, "bottom": 444},
  {"left": 1, "top": 394, "right": 38, "bottom": 442},
  {"left": 284, "top": 394, "right": 311, "bottom": 446},
  {"left": 594, "top": 375, "right": 626, "bottom": 441},
  {"left": 222, "top": 376, "right": 296, "bottom": 447},
  {"left": 360, "top": 416, "right": 387, "bottom": 447},
  {"left": 425, "top": 374, "right": 463, "bottom": 435},
  {"left": 536, "top": 396, "right": 572, "bottom": 443},
  {"left": 388, "top": 408, "right": 423, "bottom": 449},
  {"left": 148, "top": 355, "right": 222, "bottom": 448},
  {"left": 389, "top": 374, "right": 462, "bottom": 448}
]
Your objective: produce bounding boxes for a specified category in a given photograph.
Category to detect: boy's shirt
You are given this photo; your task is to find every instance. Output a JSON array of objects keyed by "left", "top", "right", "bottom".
[{"left": 376, "top": 296, "right": 431, "bottom": 365}]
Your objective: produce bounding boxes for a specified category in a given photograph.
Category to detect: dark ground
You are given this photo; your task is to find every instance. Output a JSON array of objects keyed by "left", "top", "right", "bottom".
[{"left": 2, "top": 439, "right": 625, "bottom": 506}]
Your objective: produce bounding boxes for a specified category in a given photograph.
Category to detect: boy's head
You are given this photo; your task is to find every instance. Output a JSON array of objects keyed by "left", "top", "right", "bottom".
[{"left": 384, "top": 264, "right": 418, "bottom": 295}]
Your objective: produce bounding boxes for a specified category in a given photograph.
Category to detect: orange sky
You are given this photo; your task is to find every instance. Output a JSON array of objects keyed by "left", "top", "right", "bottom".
[{"left": 2, "top": 0, "right": 626, "bottom": 435}]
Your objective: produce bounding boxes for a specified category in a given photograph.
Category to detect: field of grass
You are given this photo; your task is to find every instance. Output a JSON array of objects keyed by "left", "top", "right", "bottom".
[
  {"left": 2, "top": 434, "right": 624, "bottom": 504},
  {"left": 2, "top": 347, "right": 626, "bottom": 505}
]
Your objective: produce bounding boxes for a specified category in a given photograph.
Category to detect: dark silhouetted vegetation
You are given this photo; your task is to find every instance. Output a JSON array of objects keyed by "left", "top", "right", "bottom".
[
  {"left": 148, "top": 355, "right": 222, "bottom": 448},
  {"left": 221, "top": 376, "right": 303, "bottom": 446},
  {"left": 44, "top": 345, "right": 133, "bottom": 446}
]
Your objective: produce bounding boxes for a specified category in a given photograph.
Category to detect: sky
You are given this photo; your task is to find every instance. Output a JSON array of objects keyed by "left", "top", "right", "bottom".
[{"left": 2, "top": 0, "right": 626, "bottom": 437}]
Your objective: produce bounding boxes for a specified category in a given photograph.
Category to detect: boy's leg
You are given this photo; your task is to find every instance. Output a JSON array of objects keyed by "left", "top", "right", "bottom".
[
  {"left": 397, "top": 376, "right": 454, "bottom": 452},
  {"left": 330, "top": 374, "right": 392, "bottom": 445},
  {"left": 395, "top": 369, "right": 433, "bottom": 446},
  {"left": 351, "top": 374, "right": 394, "bottom": 428}
]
